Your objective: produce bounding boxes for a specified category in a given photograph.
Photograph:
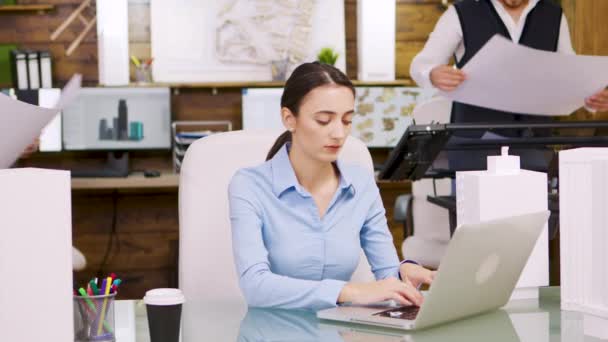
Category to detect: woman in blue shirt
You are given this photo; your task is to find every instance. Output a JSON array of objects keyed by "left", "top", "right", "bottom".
[{"left": 229, "top": 62, "right": 435, "bottom": 311}]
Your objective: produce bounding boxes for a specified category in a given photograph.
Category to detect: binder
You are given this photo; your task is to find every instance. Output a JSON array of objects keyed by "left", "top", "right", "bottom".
[
  {"left": 15, "top": 89, "right": 39, "bottom": 106},
  {"left": 0, "top": 44, "right": 17, "bottom": 86},
  {"left": 10, "top": 50, "right": 29, "bottom": 90},
  {"left": 39, "top": 51, "right": 53, "bottom": 88},
  {"left": 26, "top": 51, "right": 40, "bottom": 89}
]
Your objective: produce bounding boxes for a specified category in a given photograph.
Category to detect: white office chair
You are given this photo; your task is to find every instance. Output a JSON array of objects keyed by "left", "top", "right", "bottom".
[
  {"left": 179, "top": 130, "right": 375, "bottom": 305},
  {"left": 400, "top": 96, "right": 453, "bottom": 268}
]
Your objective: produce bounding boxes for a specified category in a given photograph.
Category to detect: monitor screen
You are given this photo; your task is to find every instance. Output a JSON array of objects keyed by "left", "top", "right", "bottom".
[{"left": 62, "top": 87, "right": 171, "bottom": 150}]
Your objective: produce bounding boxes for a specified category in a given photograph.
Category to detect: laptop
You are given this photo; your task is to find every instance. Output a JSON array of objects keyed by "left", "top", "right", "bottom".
[
  {"left": 319, "top": 309, "right": 520, "bottom": 342},
  {"left": 317, "top": 211, "right": 549, "bottom": 331}
]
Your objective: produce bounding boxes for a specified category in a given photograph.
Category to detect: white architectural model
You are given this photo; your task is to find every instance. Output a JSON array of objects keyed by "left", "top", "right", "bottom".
[
  {"left": 560, "top": 148, "right": 608, "bottom": 320},
  {"left": 457, "top": 147, "right": 549, "bottom": 300},
  {"left": 97, "top": 0, "right": 129, "bottom": 86},
  {"left": 357, "top": 0, "right": 396, "bottom": 81},
  {"left": 1, "top": 169, "right": 73, "bottom": 341}
]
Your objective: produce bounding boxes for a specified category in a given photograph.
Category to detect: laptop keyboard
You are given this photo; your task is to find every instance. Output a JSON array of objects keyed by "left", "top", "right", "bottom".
[{"left": 373, "top": 306, "right": 420, "bottom": 320}]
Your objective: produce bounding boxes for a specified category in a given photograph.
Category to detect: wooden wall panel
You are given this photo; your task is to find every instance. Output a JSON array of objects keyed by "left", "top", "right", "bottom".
[
  {"left": 396, "top": 41, "right": 426, "bottom": 79},
  {"left": 396, "top": 2, "right": 444, "bottom": 41},
  {"left": 71, "top": 191, "right": 178, "bottom": 299},
  {"left": 16, "top": 0, "right": 83, "bottom": 4},
  {"left": 0, "top": 5, "right": 96, "bottom": 44},
  {"left": 560, "top": 0, "right": 608, "bottom": 121},
  {"left": 574, "top": 0, "right": 608, "bottom": 56},
  {"left": 72, "top": 193, "right": 178, "bottom": 235},
  {"left": 73, "top": 232, "right": 179, "bottom": 271},
  {"left": 378, "top": 181, "right": 412, "bottom": 259},
  {"left": 19, "top": 42, "right": 98, "bottom": 85},
  {"left": 172, "top": 89, "right": 243, "bottom": 129}
]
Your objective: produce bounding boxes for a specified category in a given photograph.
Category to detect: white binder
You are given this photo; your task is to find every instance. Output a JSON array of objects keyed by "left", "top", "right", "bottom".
[
  {"left": 27, "top": 51, "right": 40, "bottom": 89},
  {"left": 39, "top": 51, "right": 53, "bottom": 88},
  {"left": 12, "top": 51, "right": 29, "bottom": 90}
]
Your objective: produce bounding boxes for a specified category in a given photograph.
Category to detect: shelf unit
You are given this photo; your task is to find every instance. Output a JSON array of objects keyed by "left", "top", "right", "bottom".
[
  {"left": 0, "top": 4, "right": 55, "bottom": 13},
  {"left": 71, "top": 172, "right": 179, "bottom": 190},
  {"left": 69, "top": 173, "right": 410, "bottom": 191},
  {"left": 105, "top": 79, "right": 416, "bottom": 89}
]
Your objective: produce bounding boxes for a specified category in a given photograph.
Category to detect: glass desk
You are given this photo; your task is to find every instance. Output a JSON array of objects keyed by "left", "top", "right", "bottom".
[{"left": 127, "top": 287, "right": 608, "bottom": 341}]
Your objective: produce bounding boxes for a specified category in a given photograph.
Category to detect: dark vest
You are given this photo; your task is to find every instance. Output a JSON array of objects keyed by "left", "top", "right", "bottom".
[{"left": 452, "top": 0, "right": 562, "bottom": 137}]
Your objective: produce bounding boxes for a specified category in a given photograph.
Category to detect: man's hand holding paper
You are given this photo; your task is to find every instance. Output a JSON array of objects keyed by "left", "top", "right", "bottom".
[{"left": 439, "top": 35, "right": 608, "bottom": 115}]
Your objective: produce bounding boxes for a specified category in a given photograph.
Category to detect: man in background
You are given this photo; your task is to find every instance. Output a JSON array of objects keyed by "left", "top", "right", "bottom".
[{"left": 411, "top": 0, "right": 608, "bottom": 133}]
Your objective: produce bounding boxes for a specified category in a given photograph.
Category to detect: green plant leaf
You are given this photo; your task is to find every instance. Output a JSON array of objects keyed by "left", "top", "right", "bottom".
[{"left": 317, "top": 47, "right": 339, "bottom": 66}]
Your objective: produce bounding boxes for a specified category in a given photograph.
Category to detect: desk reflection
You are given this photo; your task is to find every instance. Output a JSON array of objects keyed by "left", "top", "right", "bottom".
[{"left": 237, "top": 307, "right": 523, "bottom": 342}]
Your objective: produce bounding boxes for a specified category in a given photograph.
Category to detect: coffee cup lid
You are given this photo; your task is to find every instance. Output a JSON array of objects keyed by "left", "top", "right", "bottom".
[{"left": 143, "top": 288, "right": 185, "bottom": 306}]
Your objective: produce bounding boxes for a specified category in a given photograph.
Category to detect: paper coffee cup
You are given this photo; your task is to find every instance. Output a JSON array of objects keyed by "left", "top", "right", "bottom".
[{"left": 144, "top": 288, "right": 185, "bottom": 342}]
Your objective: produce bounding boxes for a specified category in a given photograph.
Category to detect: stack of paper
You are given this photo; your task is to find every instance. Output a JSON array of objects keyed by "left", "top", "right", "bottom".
[{"left": 0, "top": 74, "right": 81, "bottom": 168}]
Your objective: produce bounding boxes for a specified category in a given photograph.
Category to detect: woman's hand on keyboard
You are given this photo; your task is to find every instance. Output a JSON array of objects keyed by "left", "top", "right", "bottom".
[
  {"left": 338, "top": 277, "right": 424, "bottom": 307},
  {"left": 400, "top": 263, "right": 436, "bottom": 289}
]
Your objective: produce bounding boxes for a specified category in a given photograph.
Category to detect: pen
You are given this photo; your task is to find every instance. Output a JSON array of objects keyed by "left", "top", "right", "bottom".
[
  {"left": 111, "top": 279, "right": 122, "bottom": 294},
  {"left": 78, "top": 288, "right": 97, "bottom": 312},
  {"left": 96, "top": 277, "right": 112, "bottom": 335},
  {"left": 90, "top": 279, "right": 99, "bottom": 295},
  {"left": 130, "top": 55, "right": 141, "bottom": 67}
]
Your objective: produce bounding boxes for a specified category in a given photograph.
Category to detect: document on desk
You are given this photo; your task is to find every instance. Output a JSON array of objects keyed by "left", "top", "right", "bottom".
[
  {"left": 0, "top": 74, "right": 81, "bottom": 168},
  {"left": 440, "top": 35, "right": 608, "bottom": 116}
]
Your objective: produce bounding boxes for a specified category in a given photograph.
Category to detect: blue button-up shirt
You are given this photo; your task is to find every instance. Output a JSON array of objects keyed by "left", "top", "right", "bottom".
[{"left": 228, "top": 144, "right": 400, "bottom": 311}]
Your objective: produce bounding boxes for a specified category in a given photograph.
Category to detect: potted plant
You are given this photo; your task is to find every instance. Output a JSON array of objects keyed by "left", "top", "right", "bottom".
[{"left": 317, "top": 47, "right": 339, "bottom": 66}]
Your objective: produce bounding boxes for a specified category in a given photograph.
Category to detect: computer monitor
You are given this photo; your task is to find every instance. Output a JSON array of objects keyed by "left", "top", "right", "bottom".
[{"left": 62, "top": 87, "right": 171, "bottom": 177}]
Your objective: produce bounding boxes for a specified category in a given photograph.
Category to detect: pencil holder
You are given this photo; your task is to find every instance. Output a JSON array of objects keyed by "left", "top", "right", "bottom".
[
  {"left": 270, "top": 59, "right": 289, "bottom": 81},
  {"left": 74, "top": 293, "right": 117, "bottom": 341},
  {"left": 135, "top": 65, "right": 153, "bottom": 84}
]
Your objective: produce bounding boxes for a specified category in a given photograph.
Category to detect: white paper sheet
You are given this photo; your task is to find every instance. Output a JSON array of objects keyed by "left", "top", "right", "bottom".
[
  {"left": 0, "top": 74, "right": 81, "bottom": 168},
  {"left": 440, "top": 35, "right": 608, "bottom": 116},
  {"left": 38, "top": 89, "right": 62, "bottom": 152}
]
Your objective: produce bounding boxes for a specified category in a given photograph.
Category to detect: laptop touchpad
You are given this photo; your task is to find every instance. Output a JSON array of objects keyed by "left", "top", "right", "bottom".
[{"left": 373, "top": 306, "right": 420, "bottom": 320}]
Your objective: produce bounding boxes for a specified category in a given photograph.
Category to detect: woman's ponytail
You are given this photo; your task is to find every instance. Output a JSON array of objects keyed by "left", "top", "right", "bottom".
[{"left": 266, "top": 130, "right": 292, "bottom": 161}]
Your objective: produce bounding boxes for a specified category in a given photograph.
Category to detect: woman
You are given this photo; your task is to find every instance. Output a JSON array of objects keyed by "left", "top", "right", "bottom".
[{"left": 229, "top": 62, "right": 435, "bottom": 311}]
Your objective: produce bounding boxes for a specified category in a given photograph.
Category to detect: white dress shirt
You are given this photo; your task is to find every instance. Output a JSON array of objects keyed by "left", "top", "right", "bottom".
[{"left": 410, "top": 0, "right": 575, "bottom": 89}]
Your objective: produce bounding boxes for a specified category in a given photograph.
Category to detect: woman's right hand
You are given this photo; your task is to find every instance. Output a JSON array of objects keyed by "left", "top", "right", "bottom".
[
  {"left": 338, "top": 277, "right": 423, "bottom": 307},
  {"left": 430, "top": 65, "right": 466, "bottom": 91}
]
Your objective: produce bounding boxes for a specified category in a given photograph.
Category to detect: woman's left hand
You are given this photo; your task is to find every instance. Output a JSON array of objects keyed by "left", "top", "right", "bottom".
[
  {"left": 585, "top": 89, "right": 608, "bottom": 112},
  {"left": 399, "top": 262, "right": 436, "bottom": 289}
]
